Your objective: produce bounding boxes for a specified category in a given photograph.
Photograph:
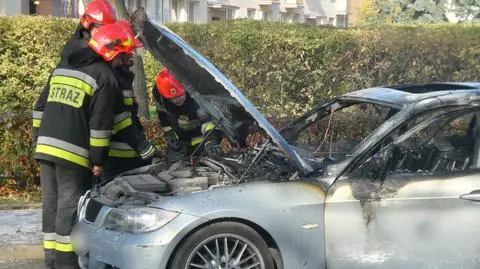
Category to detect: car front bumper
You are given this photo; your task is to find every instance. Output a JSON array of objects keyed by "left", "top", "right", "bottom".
[{"left": 72, "top": 194, "right": 203, "bottom": 269}]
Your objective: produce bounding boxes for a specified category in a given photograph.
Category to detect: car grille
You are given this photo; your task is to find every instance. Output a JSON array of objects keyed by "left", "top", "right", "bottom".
[{"left": 84, "top": 198, "right": 103, "bottom": 223}]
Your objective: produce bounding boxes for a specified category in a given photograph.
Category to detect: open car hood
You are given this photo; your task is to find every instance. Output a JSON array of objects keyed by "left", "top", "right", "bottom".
[{"left": 131, "top": 9, "right": 312, "bottom": 175}]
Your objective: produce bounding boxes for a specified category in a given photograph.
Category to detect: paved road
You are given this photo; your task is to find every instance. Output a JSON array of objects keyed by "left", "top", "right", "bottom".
[
  {"left": 0, "top": 209, "right": 43, "bottom": 261},
  {"left": 0, "top": 209, "right": 42, "bottom": 245},
  {"left": 0, "top": 260, "right": 44, "bottom": 269}
]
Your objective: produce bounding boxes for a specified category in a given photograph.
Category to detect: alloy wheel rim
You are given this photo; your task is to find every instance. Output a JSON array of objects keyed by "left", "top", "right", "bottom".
[{"left": 185, "top": 233, "right": 265, "bottom": 269}]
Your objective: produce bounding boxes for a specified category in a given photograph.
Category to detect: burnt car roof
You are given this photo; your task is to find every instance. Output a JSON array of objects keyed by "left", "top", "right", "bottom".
[
  {"left": 280, "top": 83, "right": 480, "bottom": 143},
  {"left": 341, "top": 83, "right": 480, "bottom": 109}
]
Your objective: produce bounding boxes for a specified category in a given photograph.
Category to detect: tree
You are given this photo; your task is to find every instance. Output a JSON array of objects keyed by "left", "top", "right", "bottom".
[
  {"left": 359, "top": 0, "right": 449, "bottom": 24},
  {"left": 358, "top": 0, "right": 380, "bottom": 24},
  {"left": 449, "top": 0, "right": 480, "bottom": 21}
]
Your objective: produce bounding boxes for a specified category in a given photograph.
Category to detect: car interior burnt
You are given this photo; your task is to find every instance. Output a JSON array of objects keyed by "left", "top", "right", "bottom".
[
  {"left": 288, "top": 101, "right": 392, "bottom": 164},
  {"left": 352, "top": 107, "right": 480, "bottom": 181}
]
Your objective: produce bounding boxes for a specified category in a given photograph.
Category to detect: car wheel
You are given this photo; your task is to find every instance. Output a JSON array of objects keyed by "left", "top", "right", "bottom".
[{"left": 170, "top": 222, "right": 275, "bottom": 269}]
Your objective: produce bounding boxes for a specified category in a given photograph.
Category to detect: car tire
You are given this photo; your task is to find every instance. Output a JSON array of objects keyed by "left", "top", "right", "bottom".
[{"left": 170, "top": 221, "right": 275, "bottom": 269}]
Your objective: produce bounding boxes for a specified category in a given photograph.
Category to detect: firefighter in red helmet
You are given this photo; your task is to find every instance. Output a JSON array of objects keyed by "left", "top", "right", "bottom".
[
  {"left": 80, "top": 0, "right": 117, "bottom": 29},
  {"left": 67, "top": 0, "right": 118, "bottom": 60},
  {"left": 33, "top": 0, "right": 118, "bottom": 146},
  {"left": 33, "top": 3, "right": 156, "bottom": 181},
  {"left": 34, "top": 22, "right": 137, "bottom": 269},
  {"left": 153, "top": 67, "right": 223, "bottom": 162},
  {"left": 101, "top": 20, "right": 158, "bottom": 181}
]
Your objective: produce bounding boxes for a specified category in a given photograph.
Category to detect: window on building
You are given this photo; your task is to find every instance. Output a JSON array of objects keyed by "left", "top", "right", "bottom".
[
  {"left": 154, "top": 0, "right": 163, "bottom": 21},
  {"left": 226, "top": 9, "right": 236, "bottom": 20},
  {"left": 29, "top": 0, "right": 38, "bottom": 15},
  {"left": 247, "top": 8, "right": 256, "bottom": 19},
  {"left": 262, "top": 11, "right": 269, "bottom": 21},
  {"left": 127, "top": 0, "right": 146, "bottom": 11},
  {"left": 171, "top": 0, "right": 178, "bottom": 21},
  {"left": 306, "top": 18, "right": 316, "bottom": 25},
  {"left": 336, "top": 14, "right": 346, "bottom": 27},
  {"left": 319, "top": 16, "right": 327, "bottom": 25},
  {"left": 293, "top": 13, "right": 300, "bottom": 22},
  {"left": 211, "top": 16, "right": 220, "bottom": 21},
  {"left": 329, "top": 17, "right": 334, "bottom": 25},
  {"left": 188, "top": 2, "right": 196, "bottom": 22}
]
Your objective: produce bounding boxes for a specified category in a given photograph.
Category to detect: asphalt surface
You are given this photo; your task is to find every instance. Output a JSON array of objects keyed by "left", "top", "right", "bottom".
[
  {"left": 0, "top": 208, "right": 43, "bottom": 264},
  {"left": 0, "top": 260, "right": 44, "bottom": 269},
  {"left": 0, "top": 209, "right": 42, "bottom": 246}
]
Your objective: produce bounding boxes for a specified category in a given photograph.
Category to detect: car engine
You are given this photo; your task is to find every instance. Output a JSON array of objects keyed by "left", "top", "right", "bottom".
[{"left": 97, "top": 145, "right": 297, "bottom": 206}]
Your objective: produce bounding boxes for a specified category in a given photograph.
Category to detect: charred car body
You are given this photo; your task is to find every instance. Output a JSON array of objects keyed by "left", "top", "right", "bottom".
[{"left": 72, "top": 10, "right": 480, "bottom": 269}]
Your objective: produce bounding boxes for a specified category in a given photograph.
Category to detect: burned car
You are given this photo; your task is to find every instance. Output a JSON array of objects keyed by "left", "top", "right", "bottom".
[{"left": 72, "top": 10, "right": 480, "bottom": 269}]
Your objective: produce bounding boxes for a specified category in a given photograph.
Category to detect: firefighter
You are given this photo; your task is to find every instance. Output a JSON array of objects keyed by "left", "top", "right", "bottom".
[
  {"left": 34, "top": 23, "right": 136, "bottom": 269},
  {"left": 32, "top": 0, "right": 118, "bottom": 147},
  {"left": 152, "top": 67, "right": 223, "bottom": 162},
  {"left": 62, "top": 0, "right": 117, "bottom": 59},
  {"left": 102, "top": 20, "right": 157, "bottom": 181}
]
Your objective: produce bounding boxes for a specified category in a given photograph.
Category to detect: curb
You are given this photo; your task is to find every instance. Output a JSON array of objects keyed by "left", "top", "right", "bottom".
[
  {"left": 0, "top": 203, "right": 42, "bottom": 210},
  {"left": 0, "top": 245, "right": 43, "bottom": 261}
]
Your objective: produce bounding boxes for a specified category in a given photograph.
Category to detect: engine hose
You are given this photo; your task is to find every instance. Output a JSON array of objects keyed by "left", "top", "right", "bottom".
[{"left": 197, "top": 157, "right": 238, "bottom": 182}]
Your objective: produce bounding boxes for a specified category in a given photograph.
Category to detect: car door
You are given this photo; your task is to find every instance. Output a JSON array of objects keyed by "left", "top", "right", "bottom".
[{"left": 324, "top": 108, "right": 480, "bottom": 269}]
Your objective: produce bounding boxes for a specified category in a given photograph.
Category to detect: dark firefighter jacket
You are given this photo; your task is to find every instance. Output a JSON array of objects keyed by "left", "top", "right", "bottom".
[
  {"left": 33, "top": 48, "right": 148, "bottom": 168},
  {"left": 32, "top": 24, "right": 91, "bottom": 142},
  {"left": 108, "top": 65, "right": 155, "bottom": 160},
  {"left": 61, "top": 24, "right": 91, "bottom": 60},
  {"left": 32, "top": 26, "right": 155, "bottom": 163},
  {"left": 152, "top": 85, "right": 219, "bottom": 147}
]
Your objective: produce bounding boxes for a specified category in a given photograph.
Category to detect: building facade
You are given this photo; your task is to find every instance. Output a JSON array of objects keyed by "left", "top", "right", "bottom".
[
  {"left": 0, "top": 0, "right": 33, "bottom": 16},
  {"left": 102, "top": 0, "right": 357, "bottom": 26},
  {"left": 0, "top": 0, "right": 367, "bottom": 27},
  {"left": 346, "top": 0, "right": 366, "bottom": 26},
  {"left": 0, "top": 0, "right": 83, "bottom": 17}
]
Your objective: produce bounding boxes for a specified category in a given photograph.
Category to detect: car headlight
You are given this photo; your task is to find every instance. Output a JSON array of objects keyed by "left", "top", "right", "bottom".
[{"left": 103, "top": 207, "right": 179, "bottom": 233}]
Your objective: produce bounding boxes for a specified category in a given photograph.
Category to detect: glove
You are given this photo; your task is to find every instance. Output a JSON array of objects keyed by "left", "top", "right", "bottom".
[
  {"left": 167, "top": 140, "right": 188, "bottom": 163},
  {"left": 162, "top": 127, "right": 177, "bottom": 143}
]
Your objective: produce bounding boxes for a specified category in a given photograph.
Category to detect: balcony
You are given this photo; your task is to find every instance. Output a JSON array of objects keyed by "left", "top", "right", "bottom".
[
  {"left": 258, "top": 0, "right": 280, "bottom": 6},
  {"left": 207, "top": 0, "right": 227, "bottom": 7},
  {"left": 207, "top": 0, "right": 239, "bottom": 9},
  {"left": 284, "top": 0, "right": 304, "bottom": 9}
]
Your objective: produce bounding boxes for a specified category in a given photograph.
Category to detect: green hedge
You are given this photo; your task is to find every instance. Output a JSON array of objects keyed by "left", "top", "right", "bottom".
[
  {"left": 168, "top": 21, "right": 480, "bottom": 117},
  {"left": 1, "top": 16, "right": 480, "bottom": 189}
]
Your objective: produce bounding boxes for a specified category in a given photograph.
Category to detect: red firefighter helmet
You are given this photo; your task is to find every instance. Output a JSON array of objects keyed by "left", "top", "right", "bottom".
[
  {"left": 80, "top": 0, "right": 118, "bottom": 30},
  {"left": 116, "top": 20, "right": 143, "bottom": 48},
  {"left": 87, "top": 22, "right": 135, "bottom": 62},
  {"left": 156, "top": 68, "right": 186, "bottom": 99}
]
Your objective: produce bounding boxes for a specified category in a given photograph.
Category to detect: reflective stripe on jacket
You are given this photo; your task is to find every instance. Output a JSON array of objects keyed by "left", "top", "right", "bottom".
[
  {"left": 106, "top": 66, "right": 155, "bottom": 160},
  {"left": 34, "top": 62, "right": 123, "bottom": 168}
]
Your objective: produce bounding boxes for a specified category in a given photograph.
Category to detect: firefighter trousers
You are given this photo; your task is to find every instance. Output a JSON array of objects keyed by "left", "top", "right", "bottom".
[{"left": 39, "top": 160, "right": 91, "bottom": 269}]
